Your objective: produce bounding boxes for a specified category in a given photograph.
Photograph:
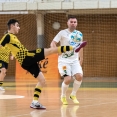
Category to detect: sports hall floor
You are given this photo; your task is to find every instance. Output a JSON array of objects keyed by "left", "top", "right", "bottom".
[{"left": 0, "top": 77, "right": 117, "bottom": 117}]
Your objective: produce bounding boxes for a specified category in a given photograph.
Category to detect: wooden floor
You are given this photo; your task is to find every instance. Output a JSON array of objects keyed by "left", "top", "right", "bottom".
[{"left": 0, "top": 78, "right": 117, "bottom": 117}]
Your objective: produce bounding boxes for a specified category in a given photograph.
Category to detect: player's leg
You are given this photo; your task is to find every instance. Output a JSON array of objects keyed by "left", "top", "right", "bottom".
[
  {"left": 0, "top": 68, "right": 6, "bottom": 91},
  {"left": 69, "top": 62, "right": 83, "bottom": 104},
  {"left": 58, "top": 62, "right": 72, "bottom": 105},
  {"left": 30, "top": 66, "right": 46, "bottom": 109},
  {"left": 30, "top": 71, "right": 46, "bottom": 109},
  {"left": 0, "top": 61, "right": 7, "bottom": 91},
  {"left": 22, "top": 63, "right": 46, "bottom": 109},
  {"left": 44, "top": 46, "right": 73, "bottom": 57},
  {"left": 61, "top": 75, "right": 72, "bottom": 105},
  {"left": 44, "top": 41, "right": 87, "bottom": 57}
]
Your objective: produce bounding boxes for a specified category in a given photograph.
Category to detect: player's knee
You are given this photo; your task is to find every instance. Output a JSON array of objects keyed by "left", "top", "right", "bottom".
[
  {"left": 0, "top": 68, "right": 6, "bottom": 76},
  {"left": 75, "top": 73, "right": 83, "bottom": 81},
  {"left": 64, "top": 75, "right": 72, "bottom": 84}
]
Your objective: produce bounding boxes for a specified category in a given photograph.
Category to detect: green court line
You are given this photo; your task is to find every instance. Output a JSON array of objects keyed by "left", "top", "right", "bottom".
[
  {"left": 59, "top": 82, "right": 117, "bottom": 88},
  {"left": 4, "top": 81, "right": 117, "bottom": 88},
  {"left": 81, "top": 82, "right": 117, "bottom": 88}
]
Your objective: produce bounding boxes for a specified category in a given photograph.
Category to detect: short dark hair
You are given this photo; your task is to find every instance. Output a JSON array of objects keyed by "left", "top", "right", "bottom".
[
  {"left": 7, "top": 19, "right": 19, "bottom": 29},
  {"left": 67, "top": 15, "right": 77, "bottom": 20}
]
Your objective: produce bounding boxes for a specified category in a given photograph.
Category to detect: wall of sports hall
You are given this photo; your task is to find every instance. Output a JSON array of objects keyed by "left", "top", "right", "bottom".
[{"left": 0, "top": 0, "right": 117, "bottom": 81}]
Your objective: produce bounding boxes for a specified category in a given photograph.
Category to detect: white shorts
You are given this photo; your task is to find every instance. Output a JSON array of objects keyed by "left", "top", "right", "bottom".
[{"left": 58, "top": 61, "right": 83, "bottom": 77}]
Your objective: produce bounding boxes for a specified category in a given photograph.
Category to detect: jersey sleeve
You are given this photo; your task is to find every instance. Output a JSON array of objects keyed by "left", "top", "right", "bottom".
[
  {"left": 0, "top": 34, "right": 10, "bottom": 46},
  {"left": 53, "top": 31, "right": 62, "bottom": 43}
]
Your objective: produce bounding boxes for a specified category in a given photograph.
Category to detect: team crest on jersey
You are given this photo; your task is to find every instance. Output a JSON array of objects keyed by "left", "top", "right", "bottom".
[
  {"left": 63, "top": 66, "right": 66, "bottom": 70},
  {"left": 36, "top": 49, "right": 41, "bottom": 53},
  {"left": 63, "top": 66, "right": 67, "bottom": 74},
  {"left": 62, "top": 51, "right": 74, "bottom": 58}
]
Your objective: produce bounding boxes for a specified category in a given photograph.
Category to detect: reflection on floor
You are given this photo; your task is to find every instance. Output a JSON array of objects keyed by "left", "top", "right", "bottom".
[{"left": 0, "top": 78, "right": 117, "bottom": 117}]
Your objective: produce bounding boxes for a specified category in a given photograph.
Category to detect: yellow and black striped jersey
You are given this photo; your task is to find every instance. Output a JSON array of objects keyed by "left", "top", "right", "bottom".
[
  {"left": 0, "top": 33, "right": 35, "bottom": 65},
  {"left": 0, "top": 46, "right": 11, "bottom": 63}
]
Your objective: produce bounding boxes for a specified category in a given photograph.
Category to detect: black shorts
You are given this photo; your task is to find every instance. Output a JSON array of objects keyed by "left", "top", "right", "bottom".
[
  {"left": 0, "top": 60, "right": 8, "bottom": 69},
  {"left": 21, "top": 48, "right": 45, "bottom": 78}
]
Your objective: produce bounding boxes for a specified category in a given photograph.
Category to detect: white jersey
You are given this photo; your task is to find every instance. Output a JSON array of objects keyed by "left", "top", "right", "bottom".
[{"left": 53, "top": 29, "right": 83, "bottom": 63}]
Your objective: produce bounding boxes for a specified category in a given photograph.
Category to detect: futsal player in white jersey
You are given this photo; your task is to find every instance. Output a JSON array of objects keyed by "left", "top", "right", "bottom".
[{"left": 50, "top": 15, "right": 86, "bottom": 105}]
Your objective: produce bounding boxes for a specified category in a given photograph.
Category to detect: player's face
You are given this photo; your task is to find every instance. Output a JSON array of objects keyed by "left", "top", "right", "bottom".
[
  {"left": 67, "top": 18, "right": 77, "bottom": 31},
  {"left": 12, "top": 22, "right": 20, "bottom": 34}
]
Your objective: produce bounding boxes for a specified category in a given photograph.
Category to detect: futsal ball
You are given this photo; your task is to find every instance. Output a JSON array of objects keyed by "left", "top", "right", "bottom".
[{"left": 69, "top": 30, "right": 83, "bottom": 46}]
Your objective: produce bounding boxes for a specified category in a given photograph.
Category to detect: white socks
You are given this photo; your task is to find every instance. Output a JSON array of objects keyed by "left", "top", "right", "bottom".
[
  {"left": 61, "top": 82, "right": 69, "bottom": 97},
  {"left": 61, "top": 80, "right": 82, "bottom": 97},
  {"left": 71, "top": 79, "right": 82, "bottom": 96},
  {"left": 32, "top": 100, "right": 38, "bottom": 103}
]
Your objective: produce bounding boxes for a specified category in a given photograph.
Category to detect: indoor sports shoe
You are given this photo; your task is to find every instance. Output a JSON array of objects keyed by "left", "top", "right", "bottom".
[
  {"left": 0, "top": 87, "right": 5, "bottom": 91},
  {"left": 61, "top": 97, "right": 68, "bottom": 105},
  {"left": 75, "top": 41, "right": 87, "bottom": 52},
  {"left": 69, "top": 95, "right": 79, "bottom": 104},
  {"left": 30, "top": 102, "right": 46, "bottom": 109}
]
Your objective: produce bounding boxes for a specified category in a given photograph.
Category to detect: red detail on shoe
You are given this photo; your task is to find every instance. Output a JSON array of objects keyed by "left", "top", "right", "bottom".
[{"left": 75, "top": 41, "right": 87, "bottom": 52}]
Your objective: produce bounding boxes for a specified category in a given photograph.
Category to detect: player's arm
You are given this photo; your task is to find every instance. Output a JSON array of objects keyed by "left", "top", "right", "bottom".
[
  {"left": 50, "top": 31, "right": 62, "bottom": 48},
  {"left": 50, "top": 41, "right": 57, "bottom": 47},
  {"left": 50, "top": 40, "right": 61, "bottom": 56},
  {"left": 0, "top": 34, "right": 10, "bottom": 47},
  {"left": 10, "top": 53, "right": 14, "bottom": 60}
]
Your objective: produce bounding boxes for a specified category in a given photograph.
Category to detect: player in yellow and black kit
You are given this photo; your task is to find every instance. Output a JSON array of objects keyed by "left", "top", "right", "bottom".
[
  {"left": 0, "top": 19, "right": 86, "bottom": 109},
  {"left": 0, "top": 46, "right": 13, "bottom": 91}
]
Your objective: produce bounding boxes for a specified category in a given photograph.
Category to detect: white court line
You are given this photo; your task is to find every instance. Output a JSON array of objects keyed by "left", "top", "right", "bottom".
[{"left": 0, "top": 95, "right": 24, "bottom": 99}]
